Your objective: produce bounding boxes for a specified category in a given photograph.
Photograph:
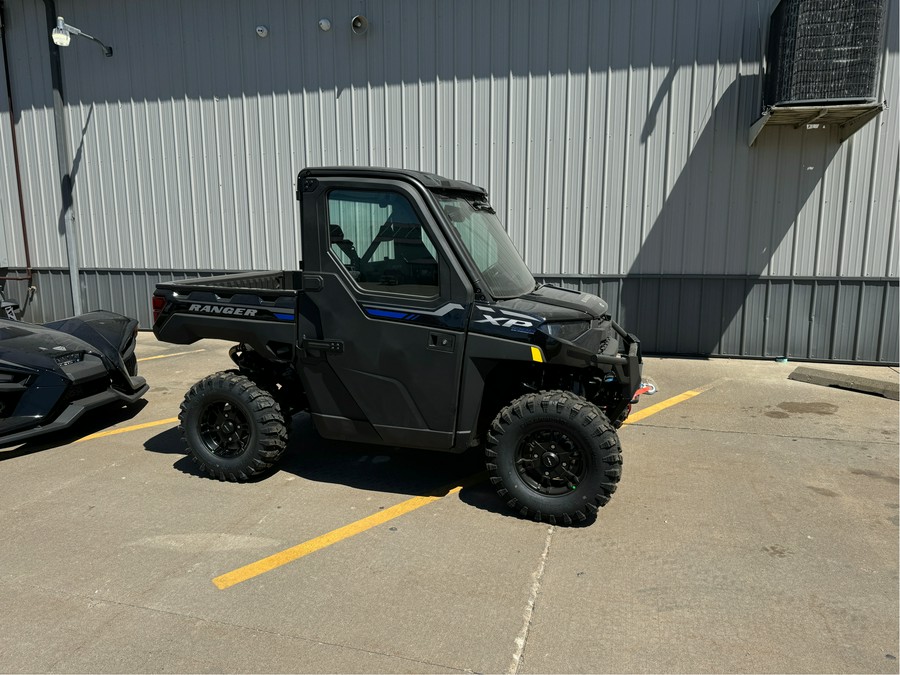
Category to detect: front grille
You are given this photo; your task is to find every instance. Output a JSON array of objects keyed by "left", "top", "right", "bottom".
[{"left": 54, "top": 352, "right": 83, "bottom": 367}]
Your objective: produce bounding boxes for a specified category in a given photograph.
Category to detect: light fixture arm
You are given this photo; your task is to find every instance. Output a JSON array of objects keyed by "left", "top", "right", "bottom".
[{"left": 53, "top": 16, "right": 113, "bottom": 57}]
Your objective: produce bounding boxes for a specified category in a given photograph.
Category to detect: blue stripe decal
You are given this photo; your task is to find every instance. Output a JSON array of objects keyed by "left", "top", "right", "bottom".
[
  {"left": 274, "top": 313, "right": 295, "bottom": 321},
  {"left": 365, "top": 308, "right": 408, "bottom": 319}
]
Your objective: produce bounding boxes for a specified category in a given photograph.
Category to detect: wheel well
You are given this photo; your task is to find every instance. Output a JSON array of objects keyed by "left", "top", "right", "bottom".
[
  {"left": 473, "top": 361, "right": 625, "bottom": 440},
  {"left": 228, "top": 343, "right": 307, "bottom": 415},
  {"left": 474, "top": 362, "right": 540, "bottom": 438}
]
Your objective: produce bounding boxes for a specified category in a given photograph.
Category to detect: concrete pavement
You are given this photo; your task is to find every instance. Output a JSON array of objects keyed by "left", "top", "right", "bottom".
[{"left": 0, "top": 335, "right": 896, "bottom": 673}]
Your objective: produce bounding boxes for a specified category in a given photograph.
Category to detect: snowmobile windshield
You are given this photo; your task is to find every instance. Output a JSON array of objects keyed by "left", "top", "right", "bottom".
[{"left": 435, "top": 194, "right": 535, "bottom": 299}]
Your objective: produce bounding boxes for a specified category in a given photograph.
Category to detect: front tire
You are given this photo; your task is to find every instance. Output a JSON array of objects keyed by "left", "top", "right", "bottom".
[
  {"left": 485, "top": 390, "right": 622, "bottom": 525},
  {"left": 179, "top": 371, "right": 288, "bottom": 481}
]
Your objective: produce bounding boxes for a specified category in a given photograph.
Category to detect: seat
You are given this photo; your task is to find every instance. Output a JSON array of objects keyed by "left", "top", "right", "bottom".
[{"left": 330, "top": 224, "right": 361, "bottom": 268}]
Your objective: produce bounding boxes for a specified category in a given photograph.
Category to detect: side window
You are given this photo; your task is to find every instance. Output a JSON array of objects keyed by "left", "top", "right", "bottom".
[{"left": 327, "top": 189, "right": 440, "bottom": 297}]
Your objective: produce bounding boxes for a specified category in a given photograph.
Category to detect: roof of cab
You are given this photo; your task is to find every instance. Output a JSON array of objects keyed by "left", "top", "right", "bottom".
[{"left": 299, "top": 166, "right": 487, "bottom": 196}]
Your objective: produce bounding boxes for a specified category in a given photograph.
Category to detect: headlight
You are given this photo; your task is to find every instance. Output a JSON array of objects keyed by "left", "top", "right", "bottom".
[{"left": 538, "top": 321, "right": 590, "bottom": 341}]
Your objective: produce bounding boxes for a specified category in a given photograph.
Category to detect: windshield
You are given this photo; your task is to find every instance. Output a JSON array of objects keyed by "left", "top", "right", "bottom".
[{"left": 435, "top": 194, "right": 535, "bottom": 299}]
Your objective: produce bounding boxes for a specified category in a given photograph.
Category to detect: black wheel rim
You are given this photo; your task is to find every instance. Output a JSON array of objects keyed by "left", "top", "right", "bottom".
[
  {"left": 515, "top": 427, "right": 587, "bottom": 496},
  {"left": 198, "top": 399, "right": 251, "bottom": 458}
]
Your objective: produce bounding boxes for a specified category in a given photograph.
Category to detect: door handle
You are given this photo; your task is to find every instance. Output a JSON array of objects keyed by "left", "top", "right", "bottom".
[
  {"left": 428, "top": 332, "right": 455, "bottom": 352},
  {"left": 301, "top": 337, "right": 344, "bottom": 354}
]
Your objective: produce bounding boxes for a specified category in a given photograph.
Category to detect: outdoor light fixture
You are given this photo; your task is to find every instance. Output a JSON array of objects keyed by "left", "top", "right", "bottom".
[
  {"left": 350, "top": 15, "right": 369, "bottom": 35},
  {"left": 51, "top": 17, "right": 113, "bottom": 57}
]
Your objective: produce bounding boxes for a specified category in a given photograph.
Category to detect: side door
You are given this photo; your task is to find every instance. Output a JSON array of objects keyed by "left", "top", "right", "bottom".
[{"left": 298, "top": 177, "right": 473, "bottom": 450}]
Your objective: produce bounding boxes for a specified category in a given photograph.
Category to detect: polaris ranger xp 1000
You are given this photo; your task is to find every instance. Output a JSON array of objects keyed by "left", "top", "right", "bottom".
[{"left": 152, "top": 167, "right": 642, "bottom": 524}]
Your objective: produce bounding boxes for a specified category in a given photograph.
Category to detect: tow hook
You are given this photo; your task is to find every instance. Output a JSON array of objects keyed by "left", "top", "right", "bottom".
[{"left": 630, "top": 379, "right": 658, "bottom": 404}]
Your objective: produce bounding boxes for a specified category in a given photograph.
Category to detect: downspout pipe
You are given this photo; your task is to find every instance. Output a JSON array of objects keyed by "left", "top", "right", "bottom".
[
  {"left": 42, "top": 0, "right": 82, "bottom": 315},
  {"left": 0, "top": 0, "right": 33, "bottom": 284}
]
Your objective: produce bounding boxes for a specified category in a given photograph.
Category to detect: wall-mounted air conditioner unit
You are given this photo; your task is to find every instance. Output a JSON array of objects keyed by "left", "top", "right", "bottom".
[{"left": 749, "top": 0, "right": 888, "bottom": 146}]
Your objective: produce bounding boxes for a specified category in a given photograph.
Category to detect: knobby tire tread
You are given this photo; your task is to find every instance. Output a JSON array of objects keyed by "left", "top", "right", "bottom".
[{"left": 485, "top": 389, "right": 623, "bottom": 525}]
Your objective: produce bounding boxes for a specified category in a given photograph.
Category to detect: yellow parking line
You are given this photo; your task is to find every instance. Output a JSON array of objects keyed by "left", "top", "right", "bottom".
[
  {"left": 137, "top": 349, "right": 205, "bottom": 363},
  {"left": 623, "top": 388, "right": 705, "bottom": 424},
  {"left": 214, "top": 386, "right": 711, "bottom": 589},
  {"left": 75, "top": 417, "right": 179, "bottom": 443},
  {"left": 213, "top": 485, "right": 465, "bottom": 590}
]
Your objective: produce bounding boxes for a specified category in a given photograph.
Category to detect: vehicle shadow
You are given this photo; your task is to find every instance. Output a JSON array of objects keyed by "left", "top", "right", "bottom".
[
  {"left": 145, "top": 413, "right": 485, "bottom": 495},
  {"left": 0, "top": 400, "right": 148, "bottom": 460},
  {"left": 142, "top": 412, "right": 597, "bottom": 526}
]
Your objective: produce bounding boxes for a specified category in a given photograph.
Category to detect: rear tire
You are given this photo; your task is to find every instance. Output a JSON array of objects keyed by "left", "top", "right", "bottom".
[
  {"left": 179, "top": 371, "right": 288, "bottom": 481},
  {"left": 485, "top": 390, "right": 622, "bottom": 525}
]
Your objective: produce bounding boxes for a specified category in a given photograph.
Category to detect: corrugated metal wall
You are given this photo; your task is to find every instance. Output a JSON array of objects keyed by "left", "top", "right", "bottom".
[
  {"left": 0, "top": 11, "right": 25, "bottom": 270},
  {"left": 1, "top": 0, "right": 898, "bottom": 362}
]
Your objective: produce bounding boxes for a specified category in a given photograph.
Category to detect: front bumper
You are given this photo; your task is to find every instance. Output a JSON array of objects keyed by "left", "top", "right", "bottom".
[
  {"left": 0, "top": 376, "right": 148, "bottom": 446},
  {"left": 590, "top": 320, "right": 642, "bottom": 422}
]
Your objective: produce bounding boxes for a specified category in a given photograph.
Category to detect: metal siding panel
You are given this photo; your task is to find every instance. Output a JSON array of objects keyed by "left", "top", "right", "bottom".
[
  {"left": 745, "top": 128, "right": 782, "bottom": 276},
  {"left": 617, "top": 0, "right": 652, "bottom": 275},
  {"left": 815, "top": 140, "right": 849, "bottom": 276},
  {"left": 742, "top": 282, "right": 766, "bottom": 357},
  {"left": 855, "top": 283, "right": 884, "bottom": 362},
  {"left": 657, "top": 2, "right": 697, "bottom": 276},
  {"left": 633, "top": 1, "right": 675, "bottom": 278},
  {"left": 681, "top": 1, "right": 719, "bottom": 276},
  {"left": 0, "top": 26, "right": 25, "bottom": 268},
  {"left": 541, "top": 1, "right": 572, "bottom": 274},
  {"left": 606, "top": 278, "right": 624, "bottom": 324},
  {"left": 705, "top": 2, "right": 744, "bottom": 277},
  {"left": 655, "top": 279, "right": 681, "bottom": 353},
  {"left": 401, "top": 0, "right": 424, "bottom": 170},
  {"left": 831, "top": 282, "right": 862, "bottom": 361},
  {"left": 620, "top": 277, "right": 647, "bottom": 347},
  {"left": 791, "top": 128, "right": 831, "bottom": 276},
  {"left": 504, "top": 3, "right": 529, "bottom": 258},
  {"left": 487, "top": 0, "right": 510, "bottom": 213},
  {"left": 768, "top": 130, "right": 804, "bottom": 277},
  {"left": 764, "top": 281, "right": 789, "bottom": 358},
  {"left": 453, "top": 0, "right": 474, "bottom": 182},
  {"left": 578, "top": 1, "right": 611, "bottom": 276},
  {"left": 881, "top": 0, "right": 899, "bottom": 279},
  {"left": 720, "top": 279, "right": 747, "bottom": 356},
  {"left": 786, "top": 281, "right": 813, "bottom": 359},
  {"left": 677, "top": 278, "right": 703, "bottom": 354},
  {"left": 809, "top": 282, "right": 835, "bottom": 361},
  {"left": 841, "top": 136, "right": 876, "bottom": 278},
  {"left": 601, "top": 1, "right": 631, "bottom": 276},
  {"left": 522, "top": 0, "right": 549, "bottom": 272},
  {"left": 723, "top": 2, "right": 763, "bottom": 277},
  {"left": 888, "top": 159, "right": 900, "bottom": 279},
  {"left": 560, "top": 0, "right": 589, "bottom": 275},
  {"left": 22, "top": 269, "right": 73, "bottom": 321},
  {"left": 863, "top": 109, "right": 899, "bottom": 278},
  {"left": 6, "top": 0, "right": 66, "bottom": 268},
  {"left": 698, "top": 278, "right": 725, "bottom": 355},
  {"left": 880, "top": 283, "right": 899, "bottom": 361}
]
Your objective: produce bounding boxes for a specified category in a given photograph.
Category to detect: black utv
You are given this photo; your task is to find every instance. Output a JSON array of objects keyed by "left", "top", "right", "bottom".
[{"left": 152, "top": 167, "right": 642, "bottom": 524}]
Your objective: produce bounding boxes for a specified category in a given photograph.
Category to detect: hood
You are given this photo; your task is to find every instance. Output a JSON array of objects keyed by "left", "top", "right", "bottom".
[
  {"left": 0, "top": 311, "right": 136, "bottom": 374},
  {"left": 0, "top": 321, "right": 101, "bottom": 372},
  {"left": 494, "top": 284, "right": 609, "bottom": 322}
]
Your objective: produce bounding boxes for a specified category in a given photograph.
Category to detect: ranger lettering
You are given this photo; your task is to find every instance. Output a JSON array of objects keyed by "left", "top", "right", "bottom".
[{"left": 187, "top": 304, "right": 258, "bottom": 317}]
